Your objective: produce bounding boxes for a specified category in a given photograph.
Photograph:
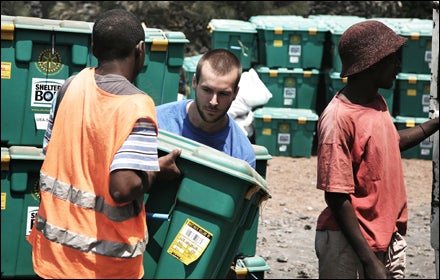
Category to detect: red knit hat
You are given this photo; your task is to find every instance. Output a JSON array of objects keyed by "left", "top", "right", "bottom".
[{"left": 338, "top": 20, "right": 408, "bottom": 78}]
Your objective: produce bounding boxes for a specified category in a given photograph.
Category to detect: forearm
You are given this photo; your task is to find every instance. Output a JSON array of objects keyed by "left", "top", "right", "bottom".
[
  {"left": 325, "top": 192, "right": 377, "bottom": 263},
  {"left": 399, "top": 117, "right": 439, "bottom": 151}
]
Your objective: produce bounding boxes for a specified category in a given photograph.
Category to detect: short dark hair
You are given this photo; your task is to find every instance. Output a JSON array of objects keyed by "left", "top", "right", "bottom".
[
  {"left": 92, "top": 9, "right": 145, "bottom": 61},
  {"left": 195, "top": 49, "right": 242, "bottom": 91}
]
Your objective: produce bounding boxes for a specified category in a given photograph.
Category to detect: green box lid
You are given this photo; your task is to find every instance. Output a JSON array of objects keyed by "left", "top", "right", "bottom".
[
  {"left": 8, "top": 146, "right": 45, "bottom": 160},
  {"left": 12, "top": 15, "right": 92, "bottom": 34},
  {"left": 157, "top": 129, "right": 269, "bottom": 197},
  {"left": 248, "top": 16, "right": 327, "bottom": 32},
  {"left": 396, "top": 73, "right": 431, "bottom": 81},
  {"left": 399, "top": 19, "right": 432, "bottom": 36},
  {"left": 255, "top": 66, "right": 320, "bottom": 76},
  {"left": 249, "top": 15, "right": 305, "bottom": 27},
  {"left": 252, "top": 144, "right": 272, "bottom": 161},
  {"left": 254, "top": 107, "right": 318, "bottom": 121},
  {"left": 394, "top": 115, "right": 429, "bottom": 126},
  {"left": 208, "top": 19, "right": 257, "bottom": 33}
]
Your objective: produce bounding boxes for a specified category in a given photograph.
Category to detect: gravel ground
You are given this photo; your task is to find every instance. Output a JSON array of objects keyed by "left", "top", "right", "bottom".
[{"left": 254, "top": 156, "right": 436, "bottom": 279}]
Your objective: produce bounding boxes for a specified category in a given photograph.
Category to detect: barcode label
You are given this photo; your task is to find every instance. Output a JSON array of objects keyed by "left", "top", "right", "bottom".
[{"left": 167, "top": 218, "right": 213, "bottom": 265}]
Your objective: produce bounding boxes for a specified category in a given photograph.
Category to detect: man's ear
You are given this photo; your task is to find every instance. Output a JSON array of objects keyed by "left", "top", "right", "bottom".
[
  {"left": 135, "top": 40, "right": 145, "bottom": 57},
  {"left": 192, "top": 73, "right": 197, "bottom": 90}
]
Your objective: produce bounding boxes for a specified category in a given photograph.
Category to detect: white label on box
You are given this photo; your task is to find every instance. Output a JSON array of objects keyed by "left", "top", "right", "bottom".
[
  {"left": 35, "top": 113, "right": 50, "bottom": 130},
  {"left": 284, "top": 99, "right": 293, "bottom": 106},
  {"left": 278, "top": 133, "right": 290, "bottom": 144},
  {"left": 289, "top": 56, "right": 299, "bottom": 64},
  {"left": 422, "top": 94, "right": 430, "bottom": 105},
  {"left": 420, "top": 138, "right": 432, "bottom": 148},
  {"left": 289, "top": 45, "right": 301, "bottom": 56},
  {"left": 421, "top": 149, "right": 431, "bottom": 156},
  {"left": 425, "top": 51, "right": 431, "bottom": 63},
  {"left": 31, "top": 78, "right": 64, "bottom": 108},
  {"left": 284, "top": 87, "right": 296, "bottom": 98},
  {"left": 26, "top": 206, "right": 39, "bottom": 236}
]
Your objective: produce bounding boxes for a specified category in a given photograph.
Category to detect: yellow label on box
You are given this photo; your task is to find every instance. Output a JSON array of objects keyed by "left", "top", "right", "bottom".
[
  {"left": 407, "top": 89, "right": 417, "bottom": 96},
  {"left": 1, "top": 62, "right": 11, "bottom": 79},
  {"left": 167, "top": 218, "right": 212, "bottom": 265},
  {"left": 1, "top": 192, "right": 6, "bottom": 210},
  {"left": 262, "top": 128, "right": 272, "bottom": 135},
  {"left": 273, "top": 40, "right": 283, "bottom": 47}
]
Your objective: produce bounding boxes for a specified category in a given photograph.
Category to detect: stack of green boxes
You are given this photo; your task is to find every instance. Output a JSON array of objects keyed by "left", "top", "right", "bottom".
[
  {"left": 391, "top": 18, "right": 433, "bottom": 159},
  {"left": 247, "top": 15, "right": 326, "bottom": 158},
  {"left": 1, "top": 15, "right": 95, "bottom": 278},
  {"left": 1, "top": 14, "right": 189, "bottom": 278}
]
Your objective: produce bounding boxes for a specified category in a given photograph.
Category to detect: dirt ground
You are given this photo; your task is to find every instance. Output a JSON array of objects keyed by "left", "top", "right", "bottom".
[{"left": 255, "top": 156, "right": 436, "bottom": 279}]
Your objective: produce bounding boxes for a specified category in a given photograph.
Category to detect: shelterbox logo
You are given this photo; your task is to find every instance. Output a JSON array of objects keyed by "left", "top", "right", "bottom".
[{"left": 31, "top": 78, "right": 65, "bottom": 107}]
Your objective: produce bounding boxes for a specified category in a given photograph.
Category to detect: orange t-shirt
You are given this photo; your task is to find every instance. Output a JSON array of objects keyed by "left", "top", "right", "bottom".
[{"left": 316, "top": 93, "right": 407, "bottom": 252}]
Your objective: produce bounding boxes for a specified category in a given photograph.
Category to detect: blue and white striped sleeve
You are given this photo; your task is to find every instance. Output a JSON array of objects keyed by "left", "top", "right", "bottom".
[
  {"left": 110, "top": 118, "right": 160, "bottom": 172},
  {"left": 42, "top": 96, "right": 57, "bottom": 155}
]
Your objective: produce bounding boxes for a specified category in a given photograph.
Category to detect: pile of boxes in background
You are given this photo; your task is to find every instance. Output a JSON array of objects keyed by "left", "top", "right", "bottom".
[{"left": 197, "top": 15, "right": 433, "bottom": 159}]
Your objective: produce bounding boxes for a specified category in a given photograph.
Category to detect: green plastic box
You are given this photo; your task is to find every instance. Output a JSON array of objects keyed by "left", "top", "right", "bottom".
[
  {"left": 253, "top": 107, "right": 318, "bottom": 158},
  {"left": 249, "top": 15, "right": 305, "bottom": 68},
  {"left": 1, "top": 16, "right": 189, "bottom": 148},
  {"left": 398, "top": 19, "right": 432, "bottom": 74},
  {"left": 326, "top": 71, "right": 395, "bottom": 114},
  {"left": 1, "top": 146, "right": 45, "bottom": 278},
  {"left": 182, "top": 54, "right": 203, "bottom": 99},
  {"left": 394, "top": 116, "right": 433, "bottom": 160},
  {"left": 143, "top": 129, "right": 270, "bottom": 279},
  {"left": 135, "top": 28, "right": 189, "bottom": 105},
  {"left": 249, "top": 16, "right": 327, "bottom": 69},
  {"left": 1, "top": 15, "right": 94, "bottom": 147},
  {"left": 208, "top": 19, "right": 258, "bottom": 70},
  {"left": 395, "top": 73, "right": 431, "bottom": 118},
  {"left": 255, "top": 66, "right": 320, "bottom": 111}
]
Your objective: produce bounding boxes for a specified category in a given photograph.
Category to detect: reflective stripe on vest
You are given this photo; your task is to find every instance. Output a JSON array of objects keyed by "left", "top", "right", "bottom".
[
  {"left": 40, "top": 173, "right": 143, "bottom": 222},
  {"left": 35, "top": 213, "right": 147, "bottom": 258}
]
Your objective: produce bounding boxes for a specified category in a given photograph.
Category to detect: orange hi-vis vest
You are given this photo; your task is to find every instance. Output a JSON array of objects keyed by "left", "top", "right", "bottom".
[{"left": 27, "top": 68, "right": 157, "bottom": 279}]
